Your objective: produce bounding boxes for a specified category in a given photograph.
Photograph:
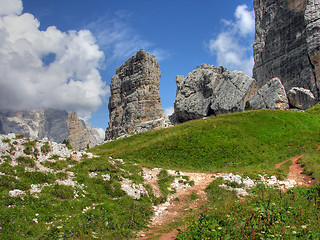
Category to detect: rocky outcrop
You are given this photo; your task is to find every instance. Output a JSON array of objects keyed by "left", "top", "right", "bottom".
[
  {"left": 105, "top": 49, "right": 166, "bottom": 140},
  {"left": 0, "top": 109, "right": 103, "bottom": 149},
  {"left": 0, "top": 108, "right": 68, "bottom": 143},
  {"left": 288, "top": 87, "right": 317, "bottom": 109},
  {"left": 66, "top": 112, "right": 103, "bottom": 151},
  {"left": 253, "top": 0, "right": 320, "bottom": 106},
  {"left": 249, "top": 78, "right": 289, "bottom": 110},
  {"left": 174, "top": 64, "right": 257, "bottom": 123}
]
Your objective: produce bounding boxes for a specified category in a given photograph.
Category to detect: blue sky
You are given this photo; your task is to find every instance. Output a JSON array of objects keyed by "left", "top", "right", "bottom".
[{"left": 0, "top": 0, "right": 255, "bottom": 133}]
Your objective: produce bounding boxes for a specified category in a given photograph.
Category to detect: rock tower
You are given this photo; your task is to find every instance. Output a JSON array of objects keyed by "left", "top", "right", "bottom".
[
  {"left": 105, "top": 49, "right": 166, "bottom": 140},
  {"left": 253, "top": 0, "right": 320, "bottom": 105}
]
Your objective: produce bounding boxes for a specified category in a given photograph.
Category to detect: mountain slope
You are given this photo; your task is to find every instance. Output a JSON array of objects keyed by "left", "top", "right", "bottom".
[{"left": 92, "top": 109, "right": 320, "bottom": 172}]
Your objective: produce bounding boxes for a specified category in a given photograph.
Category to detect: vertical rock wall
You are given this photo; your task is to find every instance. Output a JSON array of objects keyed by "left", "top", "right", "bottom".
[
  {"left": 253, "top": 0, "right": 320, "bottom": 103},
  {"left": 105, "top": 49, "right": 165, "bottom": 140}
]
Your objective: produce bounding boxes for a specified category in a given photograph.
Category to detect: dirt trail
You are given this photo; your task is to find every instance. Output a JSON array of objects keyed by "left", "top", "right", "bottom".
[
  {"left": 275, "top": 154, "right": 315, "bottom": 187},
  {"left": 137, "top": 147, "right": 320, "bottom": 239},
  {"left": 135, "top": 171, "right": 215, "bottom": 240}
]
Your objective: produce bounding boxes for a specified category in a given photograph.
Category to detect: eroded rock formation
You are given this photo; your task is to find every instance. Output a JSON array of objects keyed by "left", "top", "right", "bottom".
[
  {"left": 174, "top": 64, "right": 257, "bottom": 123},
  {"left": 66, "top": 112, "right": 103, "bottom": 151},
  {"left": 253, "top": 0, "right": 320, "bottom": 105},
  {"left": 105, "top": 49, "right": 166, "bottom": 140}
]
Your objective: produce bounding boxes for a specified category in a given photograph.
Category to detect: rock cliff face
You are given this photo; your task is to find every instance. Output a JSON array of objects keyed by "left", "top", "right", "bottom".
[
  {"left": 66, "top": 112, "right": 103, "bottom": 151},
  {"left": 174, "top": 64, "right": 257, "bottom": 123},
  {"left": 0, "top": 109, "right": 103, "bottom": 149},
  {"left": 253, "top": 0, "right": 320, "bottom": 105},
  {"left": 0, "top": 108, "right": 68, "bottom": 143},
  {"left": 105, "top": 49, "right": 166, "bottom": 140}
]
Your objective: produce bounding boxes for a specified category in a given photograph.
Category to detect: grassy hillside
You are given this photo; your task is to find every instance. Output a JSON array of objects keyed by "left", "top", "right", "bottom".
[
  {"left": 92, "top": 109, "right": 320, "bottom": 172},
  {"left": 2, "top": 106, "right": 320, "bottom": 239}
]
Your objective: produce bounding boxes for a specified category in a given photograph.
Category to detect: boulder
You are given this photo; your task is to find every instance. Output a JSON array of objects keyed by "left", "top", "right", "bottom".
[
  {"left": 105, "top": 49, "right": 166, "bottom": 140},
  {"left": 249, "top": 78, "right": 289, "bottom": 110},
  {"left": 252, "top": 0, "right": 320, "bottom": 105},
  {"left": 174, "top": 64, "right": 257, "bottom": 123},
  {"left": 288, "top": 87, "right": 316, "bottom": 109}
]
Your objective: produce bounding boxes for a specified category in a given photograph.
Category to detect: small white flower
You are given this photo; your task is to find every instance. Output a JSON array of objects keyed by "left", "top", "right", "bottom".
[
  {"left": 302, "top": 225, "right": 307, "bottom": 229},
  {"left": 32, "top": 218, "right": 38, "bottom": 224}
]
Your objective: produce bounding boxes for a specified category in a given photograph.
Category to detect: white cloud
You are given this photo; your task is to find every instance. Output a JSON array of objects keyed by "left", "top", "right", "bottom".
[
  {"left": 207, "top": 4, "right": 255, "bottom": 76},
  {"left": 150, "top": 48, "right": 170, "bottom": 62},
  {"left": 0, "top": 0, "right": 23, "bottom": 16},
  {"left": 235, "top": 5, "right": 255, "bottom": 36},
  {"left": 85, "top": 12, "right": 169, "bottom": 64},
  {"left": 164, "top": 107, "right": 174, "bottom": 117},
  {"left": 95, "top": 128, "right": 106, "bottom": 140},
  {"left": 0, "top": 0, "right": 109, "bottom": 120}
]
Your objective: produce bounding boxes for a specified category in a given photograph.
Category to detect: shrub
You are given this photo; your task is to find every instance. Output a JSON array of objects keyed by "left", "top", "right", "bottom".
[
  {"left": 15, "top": 134, "right": 24, "bottom": 139},
  {"left": 1, "top": 138, "right": 10, "bottom": 143},
  {"left": 16, "top": 156, "right": 36, "bottom": 168},
  {"left": 41, "top": 142, "right": 51, "bottom": 154},
  {"left": 245, "top": 101, "right": 252, "bottom": 110},
  {"left": 157, "top": 170, "right": 175, "bottom": 201},
  {"left": 62, "top": 139, "right": 72, "bottom": 149},
  {"left": 47, "top": 184, "right": 74, "bottom": 200},
  {"left": 23, "top": 140, "right": 38, "bottom": 156}
]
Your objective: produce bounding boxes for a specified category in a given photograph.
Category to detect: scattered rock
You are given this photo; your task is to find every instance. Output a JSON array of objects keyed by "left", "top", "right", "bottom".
[
  {"left": 253, "top": 0, "right": 320, "bottom": 105},
  {"left": 121, "top": 178, "right": 149, "bottom": 200},
  {"left": 106, "top": 49, "right": 166, "bottom": 140},
  {"left": 249, "top": 78, "right": 289, "bottom": 110},
  {"left": 0, "top": 133, "right": 95, "bottom": 198},
  {"left": 174, "top": 64, "right": 256, "bottom": 123},
  {"left": 9, "top": 189, "right": 25, "bottom": 197},
  {"left": 288, "top": 87, "right": 316, "bottom": 110}
]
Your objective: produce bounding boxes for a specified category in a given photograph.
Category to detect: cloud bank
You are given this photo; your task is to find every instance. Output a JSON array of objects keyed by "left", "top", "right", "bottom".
[
  {"left": 0, "top": 0, "right": 108, "bottom": 120},
  {"left": 207, "top": 5, "right": 255, "bottom": 76}
]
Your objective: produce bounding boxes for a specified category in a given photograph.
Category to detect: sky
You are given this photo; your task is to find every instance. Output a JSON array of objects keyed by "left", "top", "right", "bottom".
[{"left": 0, "top": 0, "right": 255, "bottom": 134}]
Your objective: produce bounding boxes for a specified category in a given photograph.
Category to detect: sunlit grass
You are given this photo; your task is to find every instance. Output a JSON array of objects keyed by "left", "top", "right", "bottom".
[{"left": 92, "top": 109, "right": 320, "bottom": 172}]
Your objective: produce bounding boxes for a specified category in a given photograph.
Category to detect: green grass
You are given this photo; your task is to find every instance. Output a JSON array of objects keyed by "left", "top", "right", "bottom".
[
  {"left": 0, "top": 153, "right": 154, "bottom": 239},
  {"left": 177, "top": 183, "right": 320, "bottom": 239},
  {"left": 300, "top": 150, "right": 320, "bottom": 180},
  {"left": 1, "top": 106, "right": 320, "bottom": 239},
  {"left": 43, "top": 157, "right": 77, "bottom": 171},
  {"left": 157, "top": 170, "right": 175, "bottom": 202},
  {"left": 92, "top": 109, "right": 320, "bottom": 172}
]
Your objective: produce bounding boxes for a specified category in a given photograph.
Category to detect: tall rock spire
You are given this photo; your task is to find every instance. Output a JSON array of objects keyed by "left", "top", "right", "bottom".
[{"left": 105, "top": 49, "right": 166, "bottom": 140}]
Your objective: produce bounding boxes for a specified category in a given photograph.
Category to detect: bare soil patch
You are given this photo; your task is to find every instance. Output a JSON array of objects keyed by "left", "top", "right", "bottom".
[{"left": 135, "top": 171, "right": 214, "bottom": 239}]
